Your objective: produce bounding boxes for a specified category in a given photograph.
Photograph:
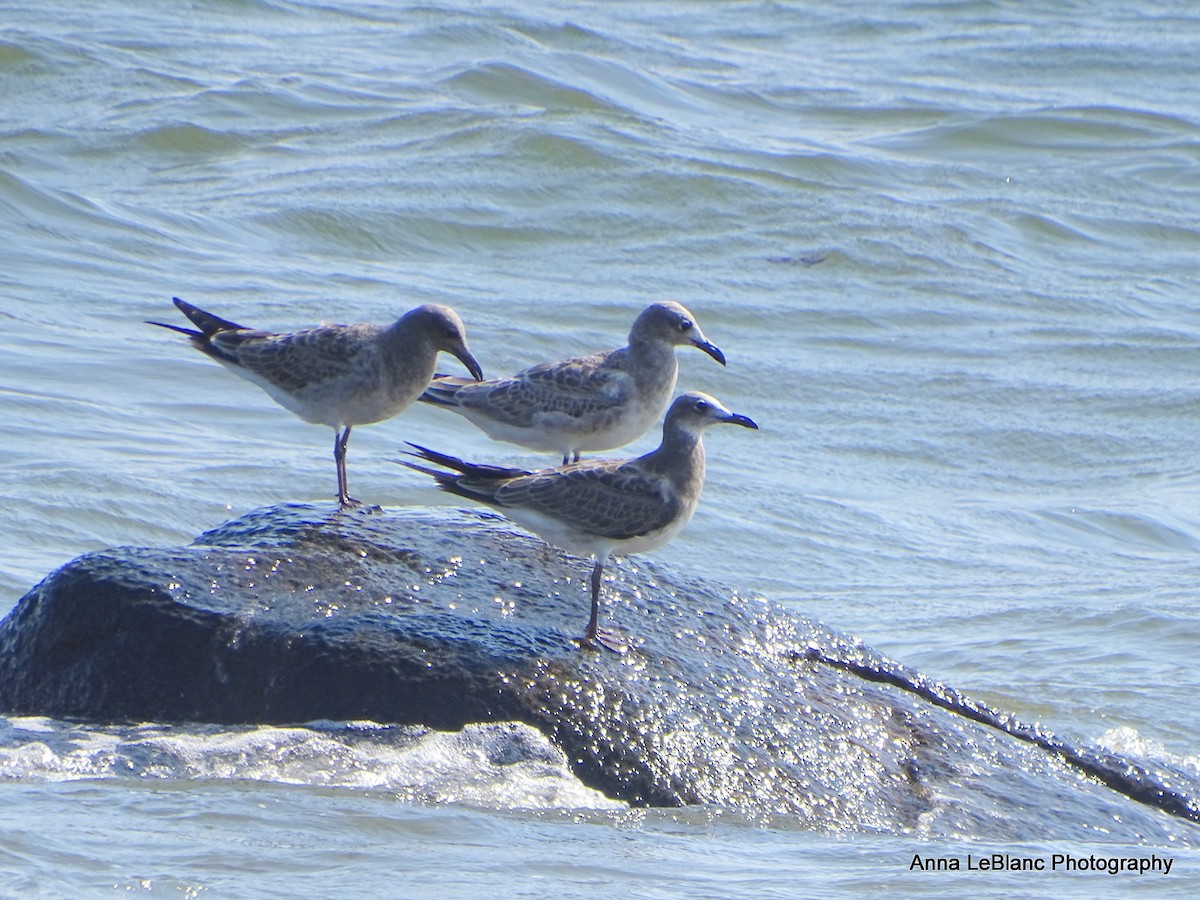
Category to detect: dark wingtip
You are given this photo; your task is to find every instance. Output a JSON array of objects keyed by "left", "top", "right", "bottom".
[
  {"left": 146, "top": 319, "right": 202, "bottom": 338},
  {"left": 403, "top": 441, "right": 531, "bottom": 480},
  {"left": 405, "top": 440, "right": 436, "bottom": 456},
  {"left": 169, "top": 298, "right": 248, "bottom": 335},
  {"left": 403, "top": 441, "right": 446, "bottom": 463},
  {"left": 390, "top": 456, "right": 449, "bottom": 481},
  {"left": 401, "top": 441, "right": 478, "bottom": 474}
]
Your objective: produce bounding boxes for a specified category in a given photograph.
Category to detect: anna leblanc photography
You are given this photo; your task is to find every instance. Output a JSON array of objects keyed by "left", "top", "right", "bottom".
[
  {"left": 1, "top": 0, "right": 1199, "bottom": 896},
  {"left": 908, "top": 852, "right": 1175, "bottom": 877}
]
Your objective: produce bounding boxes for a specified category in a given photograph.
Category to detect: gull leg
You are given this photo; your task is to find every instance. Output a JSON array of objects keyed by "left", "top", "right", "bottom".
[
  {"left": 575, "top": 556, "right": 627, "bottom": 654},
  {"left": 334, "top": 425, "right": 361, "bottom": 507}
]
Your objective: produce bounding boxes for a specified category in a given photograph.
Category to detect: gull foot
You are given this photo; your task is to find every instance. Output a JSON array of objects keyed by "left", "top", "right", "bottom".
[{"left": 574, "top": 628, "right": 629, "bottom": 655}]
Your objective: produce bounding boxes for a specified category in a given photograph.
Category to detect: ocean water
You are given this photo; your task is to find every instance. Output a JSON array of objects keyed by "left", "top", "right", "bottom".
[{"left": 2, "top": 0, "right": 1200, "bottom": 894}]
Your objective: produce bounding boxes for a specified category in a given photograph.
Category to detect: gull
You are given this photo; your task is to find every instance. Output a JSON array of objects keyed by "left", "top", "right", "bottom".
[
  {"left": 399, "top": 391, "right": 758, "bottom": 652},
  {"left": 419, "top": 301, "right": 726, "bottom": 465},
  {"left": 149, "top": 297, "right": 483, "bottom": 507}
]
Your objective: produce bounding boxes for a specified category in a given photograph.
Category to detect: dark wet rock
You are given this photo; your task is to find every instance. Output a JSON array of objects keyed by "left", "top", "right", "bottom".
[{"left": 0, "top": 503, "right": 1197, "bottom": 840}]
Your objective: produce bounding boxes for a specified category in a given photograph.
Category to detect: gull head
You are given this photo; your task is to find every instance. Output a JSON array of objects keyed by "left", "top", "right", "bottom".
[
  {"left": 403, "top": 304, "right": 484, "bottom": 381},
  {"left": 665, "top": 391, "right": 758, "bottom": 436},
  {"left": 631, "top": 301, "right": 726, "bottom": 366}
]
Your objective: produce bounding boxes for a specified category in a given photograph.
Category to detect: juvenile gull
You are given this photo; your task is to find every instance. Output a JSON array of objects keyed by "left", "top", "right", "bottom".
[
  {"left": 419, "top": 301, "right": 726, "bottom": 465},
  {"left": 150, "top": 297, "right": 483, "bottom": 507},
  {"left": 400, "top": 391, "right": 758, "bottom": 652}
]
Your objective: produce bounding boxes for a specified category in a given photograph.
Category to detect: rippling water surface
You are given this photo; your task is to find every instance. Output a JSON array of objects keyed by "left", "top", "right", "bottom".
[{"left": 3, "top": 0, "right": 1200, "bottom": 893}]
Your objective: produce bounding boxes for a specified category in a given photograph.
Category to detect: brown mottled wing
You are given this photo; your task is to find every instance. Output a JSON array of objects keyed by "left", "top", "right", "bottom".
[
  {"left": 211, "top": 324, "right": 378, "bottom": 392},
  {"left": 492, "top": 460, "right": 680, "bottom": 540},
  {"left": 453, "top": 350, "right": 631, "bottom": 427}
]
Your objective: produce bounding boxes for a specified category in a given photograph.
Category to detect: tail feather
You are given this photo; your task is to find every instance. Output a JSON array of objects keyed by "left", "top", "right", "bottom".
[
  {"left": 418, "top": 374, "right": 473, "bottom": 407},
  {"left": 172, "top": 297, "right": 248, "bottom": 335},
  {"left": 418, "top": 388, "right": 454, "bottom": 407}
]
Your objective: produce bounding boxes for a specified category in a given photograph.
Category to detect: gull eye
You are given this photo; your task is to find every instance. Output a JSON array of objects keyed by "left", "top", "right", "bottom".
[
  {"left": 692, "top": 398, "right": 709, "bottom": 413},
  {"left": 678, "top": 318, "right": 693, "bottom": 332}
]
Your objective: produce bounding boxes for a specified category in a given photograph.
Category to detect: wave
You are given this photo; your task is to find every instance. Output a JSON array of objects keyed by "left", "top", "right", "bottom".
[{"left": 0, "top": 716, "right": 620, "bottom": 810}]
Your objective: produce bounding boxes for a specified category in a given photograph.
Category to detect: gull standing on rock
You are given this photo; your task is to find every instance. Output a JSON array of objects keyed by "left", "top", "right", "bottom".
[
  {"left": 419, "top": 301, "right": 726, "bottom": 465},
  {"left": 399, "top": 391, "right": 758, "bottom": 653},
  {"left": 150, "top": 297, "right": 483, "bottom": 507}
]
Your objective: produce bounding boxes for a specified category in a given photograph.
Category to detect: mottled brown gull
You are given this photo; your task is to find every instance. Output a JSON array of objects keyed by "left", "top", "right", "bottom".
[
  {"left": 419, "top": 301, "right": 726, "bottom": 465},
  {"left": 399, "top": 391, "right": 758, "bottom": 652},
  {"left": 150, "top": 297, "right": 483, "bottom": 507}
]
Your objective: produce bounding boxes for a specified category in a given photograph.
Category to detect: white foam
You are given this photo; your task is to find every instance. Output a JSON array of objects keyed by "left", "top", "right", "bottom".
[
  {"left": 0, "top": 716, "right": 622, "bottom": 810},
  {"left": 1096, "top": 725, "right": 1200, "bottom": 776}
]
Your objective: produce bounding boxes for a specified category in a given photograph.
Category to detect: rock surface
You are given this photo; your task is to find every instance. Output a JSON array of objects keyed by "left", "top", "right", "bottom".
[{"left": 0, "top": 503, "right": 1197, "bottom": 840}]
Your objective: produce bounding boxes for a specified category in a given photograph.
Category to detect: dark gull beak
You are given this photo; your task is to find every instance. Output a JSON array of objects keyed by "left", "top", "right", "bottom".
[
  {"left": 723, "top": 411, "right": 758, "bottom": 430},
  {"left": 692, "top": 338, "right": 726, "bottom": 366},
  {"left": 452, "top": 346, "right": 485, "bottom": 381}
]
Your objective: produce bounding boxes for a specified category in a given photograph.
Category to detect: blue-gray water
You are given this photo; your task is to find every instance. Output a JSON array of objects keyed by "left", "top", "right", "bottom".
[{"left": 3, "top": 0, "right": 1200, "bottom": 894}]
